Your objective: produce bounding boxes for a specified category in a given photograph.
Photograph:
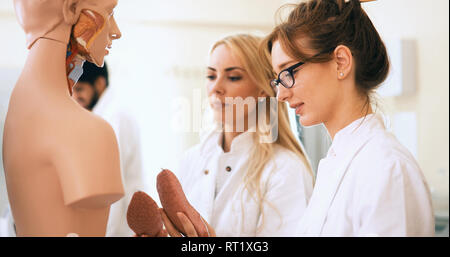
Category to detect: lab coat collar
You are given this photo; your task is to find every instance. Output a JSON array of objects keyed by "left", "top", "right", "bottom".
[
  {"left": 219, "top": 131, "right": 255, "bottom": 155},
  {"left": 203, "top": 124, "right": 256, "bottom": 156},
  {"left": 328, "top": 113, "right": 385, "bottom": 157}
]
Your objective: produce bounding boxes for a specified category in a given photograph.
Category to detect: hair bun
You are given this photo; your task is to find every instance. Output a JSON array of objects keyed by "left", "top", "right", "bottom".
[{"left": 342, "top": 0, "right": 376, "bottom": 4}]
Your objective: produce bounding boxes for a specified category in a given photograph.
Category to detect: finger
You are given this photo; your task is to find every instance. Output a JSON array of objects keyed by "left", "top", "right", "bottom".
[
  {"left": 201, "top": 216, "right": 216, "bottom": 237},
  {"left": 156, "top": 228, "right": 168, "bottom": 237},
  {"left": 177, "top": 212, "right": 198, "bottom": 237},
  {"left": 134, "top": 234, "right": 149, "bottom": 237},
  {"left": 159, "top": 208, "right": 182, "bottom": 237},
  {"left": 158, "top": 229, "right": 168, "bottom": 237}
]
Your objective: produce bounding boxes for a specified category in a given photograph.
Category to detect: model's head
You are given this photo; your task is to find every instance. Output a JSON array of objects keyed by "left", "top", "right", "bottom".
[
  {"left": 14, "top": 0, "right": 121, "bottom": 67},
  {"left": 264, "top": 0, "right": 389, "bottom": 127}
]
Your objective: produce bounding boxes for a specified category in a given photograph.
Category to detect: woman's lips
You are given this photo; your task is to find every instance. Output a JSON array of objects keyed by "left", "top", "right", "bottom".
[{"left": 291, "top": 103, "right": 305, "bottom": 115}]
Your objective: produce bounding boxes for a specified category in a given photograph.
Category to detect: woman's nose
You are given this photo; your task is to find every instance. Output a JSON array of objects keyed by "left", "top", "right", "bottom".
[
  {"left": 277, "top": 85, "right": 291, "bottom": 102},
  {"left": 110, "top": 16, "right": 122, "bottom": 40},
  {"left": 209, "top": 78, "right": 225, "bottom": 95}
]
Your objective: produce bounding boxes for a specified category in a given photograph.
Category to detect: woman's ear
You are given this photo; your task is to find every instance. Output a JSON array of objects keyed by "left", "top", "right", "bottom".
[
  {"left": 62, "top": 0, "right": 82, "bottom": 24},
  {"left": 333, "top": 45, "right": 353, "bottom": 80}
]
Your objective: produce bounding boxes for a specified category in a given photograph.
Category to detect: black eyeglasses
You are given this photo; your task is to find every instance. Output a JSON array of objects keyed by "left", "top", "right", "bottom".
[
  {"left": 270, "top": 47, "right": 336, "bottom": 94},
  {"left": 270, "top": 61, "right": 304, "bottom": 93}
]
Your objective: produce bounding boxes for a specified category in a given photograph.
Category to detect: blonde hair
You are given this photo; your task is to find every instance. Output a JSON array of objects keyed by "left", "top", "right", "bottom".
[{"left": 211, "top": 34, "right": 313, "bottom": 233}]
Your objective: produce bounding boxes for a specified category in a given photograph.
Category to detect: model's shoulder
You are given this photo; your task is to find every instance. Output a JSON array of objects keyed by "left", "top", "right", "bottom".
[
  {"left": 84, "top": 115, "right": 118, "bottom": 147},
  {"left": 52, "top": 105, "right": 118, "bottom": 151}
]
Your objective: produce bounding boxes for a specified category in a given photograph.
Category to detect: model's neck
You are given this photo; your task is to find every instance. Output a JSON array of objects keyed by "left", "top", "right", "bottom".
[
  {"left": 324, "top": 93, "right": 373, "bottom": 140},
  {"left": 23, "top": 38, "right": 70, "bottom": 96}
]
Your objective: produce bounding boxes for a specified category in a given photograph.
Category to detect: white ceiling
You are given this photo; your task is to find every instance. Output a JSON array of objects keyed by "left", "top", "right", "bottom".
[
  {"left": 0, "top": 0, "right": 302, "bottom": 26},
  {"left": 114, "top": 0, "right": 289, "bottom": 26}
]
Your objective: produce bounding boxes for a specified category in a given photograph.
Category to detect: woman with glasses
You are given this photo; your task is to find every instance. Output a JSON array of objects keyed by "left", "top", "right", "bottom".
[
  {"left": 159, "top": 34, "right": 314, "bottom": 237},
  {"left": 264, "top": 0, "right": 434, "bottom": 236}
]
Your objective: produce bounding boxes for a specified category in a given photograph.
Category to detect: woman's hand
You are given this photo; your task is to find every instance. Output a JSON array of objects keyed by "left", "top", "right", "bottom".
[{"left": 159, "top": 208, "right": 216, "bottom": 237}]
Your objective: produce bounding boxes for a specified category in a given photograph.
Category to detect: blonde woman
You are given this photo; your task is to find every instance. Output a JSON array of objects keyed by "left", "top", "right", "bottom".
[{"left": 161, "top": 34, "right": 313, "bottom": 237}]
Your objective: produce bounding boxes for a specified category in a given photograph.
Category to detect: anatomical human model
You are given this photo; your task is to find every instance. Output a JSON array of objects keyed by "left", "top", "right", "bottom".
[{"left": 2, "top": 0, "right": 124, "bottom": 236}]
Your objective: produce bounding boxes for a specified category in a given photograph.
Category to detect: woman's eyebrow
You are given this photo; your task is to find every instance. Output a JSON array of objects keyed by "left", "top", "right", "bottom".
[
  {"left": 224, "top": 67, "right": 245, "bottom": 72},
  {"left": 207, "top": 67, "right": 245, "bottom": 72},
  {"left": 278, "top": 61, "right": 296, "bottom": 71}
]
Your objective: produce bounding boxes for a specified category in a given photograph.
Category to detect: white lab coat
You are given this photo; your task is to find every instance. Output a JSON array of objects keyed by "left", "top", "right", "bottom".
[
  {"left": 297, "top": 114, "right": 435, "bottom": 236},
  {"left": 93, "top": 88, "right": 144, "bottom": 237},
  {"left": 173, "top": 128, "right": 313, "bottom": 237},
  {"left": 0, "top": 205, "right": 15, "bottom": 237}
]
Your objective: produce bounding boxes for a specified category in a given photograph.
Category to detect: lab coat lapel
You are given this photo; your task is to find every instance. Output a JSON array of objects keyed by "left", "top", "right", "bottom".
[
  {"left": 299, "top": 132, "right": 375, "bottom": 235},
  {"left": 199, "top": 153, "right": 220, "bottom": 222},
  {"left": 213, "top": 162, "right": 245, "bottom": 209},
  {"left": 211, "top": 132, "right": 254, "bottom": 215}
]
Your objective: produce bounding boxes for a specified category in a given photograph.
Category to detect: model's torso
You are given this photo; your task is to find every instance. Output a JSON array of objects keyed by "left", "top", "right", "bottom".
[{"left": 3, "top": 83, "right": 110, "bottom": 236}]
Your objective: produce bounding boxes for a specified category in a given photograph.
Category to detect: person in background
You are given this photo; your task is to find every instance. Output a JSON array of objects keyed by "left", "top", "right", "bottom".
[
  {"left": 72, "top": 64, "right": 101, "bottom": 111},
  {"left": 73, "top": 62, "right": 144, "bottom": 237}
]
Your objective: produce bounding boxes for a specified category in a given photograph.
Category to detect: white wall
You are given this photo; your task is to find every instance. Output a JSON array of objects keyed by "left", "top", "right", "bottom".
[
  {"left": 0, "top": 5, "right": 27, "bottom": 217},
  {"left": 363, "top": 0, "right": 449, "bottom": 215}
]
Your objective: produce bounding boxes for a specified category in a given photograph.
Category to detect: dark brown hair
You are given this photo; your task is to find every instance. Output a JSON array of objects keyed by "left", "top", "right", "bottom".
[{"left": 264, "top": 0, "right": 390, "bottom": 97}]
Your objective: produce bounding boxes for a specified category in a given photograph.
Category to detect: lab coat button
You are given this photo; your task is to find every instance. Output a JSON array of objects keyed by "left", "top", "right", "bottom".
[
  {"left": 226, "top": 166, "right": 231, "bottom": 172},
  {"left": 204, "top": 169, "right": 209, "bottom": 175}
]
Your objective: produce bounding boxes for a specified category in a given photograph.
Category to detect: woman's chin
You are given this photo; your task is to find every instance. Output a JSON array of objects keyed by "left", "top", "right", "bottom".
[{"left": 299, "top": 115, "right": 319, "bottom": 128}]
